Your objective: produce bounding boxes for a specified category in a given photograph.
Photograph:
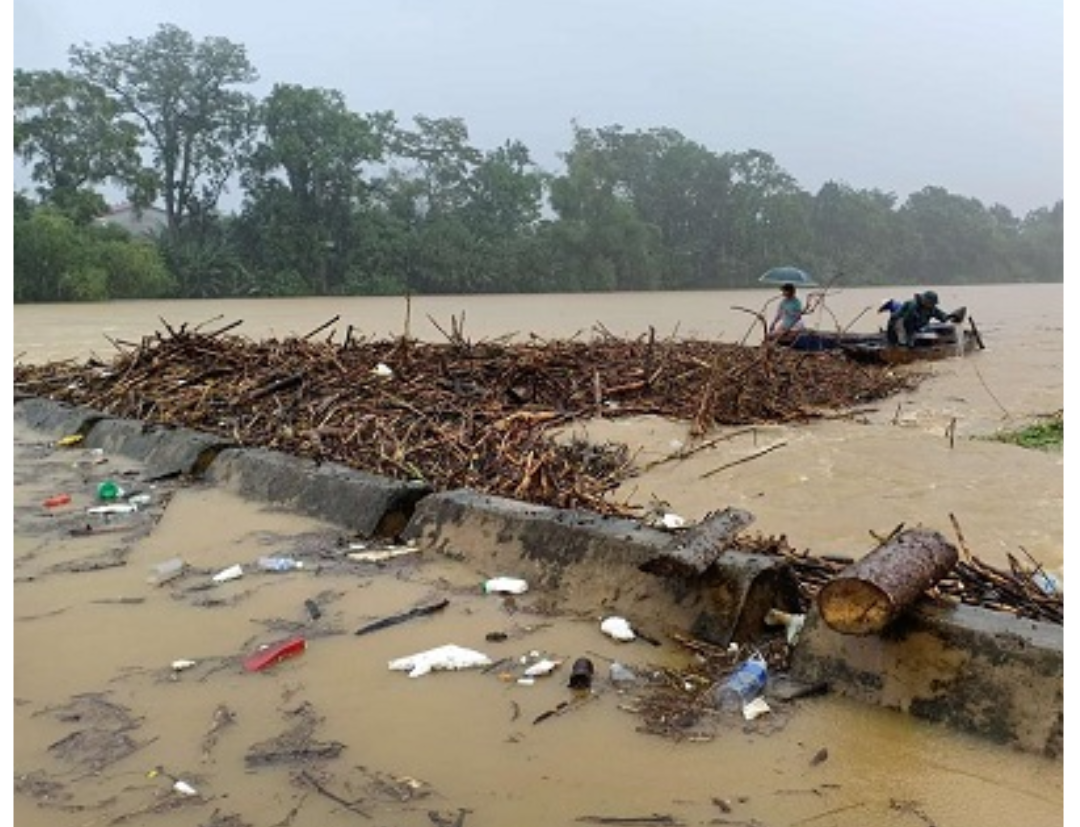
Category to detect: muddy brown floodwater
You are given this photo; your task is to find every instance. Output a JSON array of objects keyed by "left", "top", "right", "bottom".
[{"left": 11, "top": 284, "right": 1065, "bottom": 826}]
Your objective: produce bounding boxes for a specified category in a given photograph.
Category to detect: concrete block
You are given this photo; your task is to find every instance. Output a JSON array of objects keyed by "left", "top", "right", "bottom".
[
  {"left": 14, "top": 396, "right": 106, "bottom": 436},
  {"left": 788, "top": 601, "right": 1064, "bottom": 758},
  {"left": 402, "top": 489, "right": 800, "bottom": 644},
  {"left": 80, "top": 417, "right": 234, "bottom": 480},
  {"left": 204, "top": 447, "right": 432, "bottom": 537}
]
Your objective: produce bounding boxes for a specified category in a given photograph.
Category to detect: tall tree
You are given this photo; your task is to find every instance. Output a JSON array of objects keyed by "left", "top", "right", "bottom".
[
  {"left": 13, "top": 68, "right": 143, "bottom": 221},
  {"left": 239, "top": 83, "right": 390, "bottom": 293},
  {"left": 69, "top": 23, "right": 258, "bottom": 233}
]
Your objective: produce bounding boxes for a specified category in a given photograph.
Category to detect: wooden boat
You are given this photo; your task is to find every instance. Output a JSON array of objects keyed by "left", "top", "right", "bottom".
[
  {"left": 840, "top": 322, "right": 983, "bottom": 366},
  {"left": 778, "top": 319, "right": 984, "bottom": 366},
  {"left": 776, "top": 329, "right": 882, "bottom": 352}
]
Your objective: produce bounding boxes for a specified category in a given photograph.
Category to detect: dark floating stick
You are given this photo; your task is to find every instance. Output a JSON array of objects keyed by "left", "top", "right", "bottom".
[{"left": 354, "top": 598, "right": 450, "bottom": 636}]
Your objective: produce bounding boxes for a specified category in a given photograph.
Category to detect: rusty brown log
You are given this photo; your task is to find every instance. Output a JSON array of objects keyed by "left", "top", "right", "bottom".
[
  {"left": 816, "top": 528, "right": 959, "bottom": 635},
  {"left": 640, "top": 507, "right": 755, "bottom": 577}
]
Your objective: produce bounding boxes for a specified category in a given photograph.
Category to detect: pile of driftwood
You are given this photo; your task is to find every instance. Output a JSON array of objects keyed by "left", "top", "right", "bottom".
[{"left": 13, "top": 317, "right": 919, "bottom": 517}]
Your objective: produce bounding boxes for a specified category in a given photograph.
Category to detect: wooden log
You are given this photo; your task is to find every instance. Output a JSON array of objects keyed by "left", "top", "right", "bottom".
[
  {"left": 639, "top": 507, "right": 755, "bottom": 577},
  {"left": 817, "top": 528, "right": 959, "bottom": 635}
]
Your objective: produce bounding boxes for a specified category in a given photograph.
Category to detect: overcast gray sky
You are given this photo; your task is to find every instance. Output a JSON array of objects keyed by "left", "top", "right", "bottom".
[{"left": 11, "top": 0, "right": 1065, "bottom": 216}]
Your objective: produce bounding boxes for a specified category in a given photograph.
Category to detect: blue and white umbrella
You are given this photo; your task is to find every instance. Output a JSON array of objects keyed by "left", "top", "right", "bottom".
[{"left": 758, "top": 266, "right": 817, "bottom": 287}]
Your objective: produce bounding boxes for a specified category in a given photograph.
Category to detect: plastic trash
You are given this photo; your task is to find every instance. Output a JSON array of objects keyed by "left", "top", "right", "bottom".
[
  {"left": 388, "top": 644, "right": 492, "bottom": 678},
  {"left": 171, "top": 659, "right": 197, "bottom": 672},
  {"left": 347, "top": 546, "right": 419, "bottom": 563},
  {"left": 56, "top": 434, "right": 84, "bottom": 447},
  {"left": 657, "top": 512, "right": 686, "bottom": 530},
  {"left": 523, "top": 658, "right": 562, "bottom": 677},
  {"left": 1032, "top": 571, "right": 1060, "bottom": 596},
  {"left": 609, "top": 662, "right": 637, "bottom": 684},
  {"left": 764, "top": 608, "right": 806, "bottom": 645},
  {"left": 212, "top": 564, "right": 244, "bottom": 584},
  {"left": 257, "top": 556, "right": 304, "bottom": 572},
  {"left": 568, "top": 657, "right": 595, "bottom": 690},
  {"left": 127, "top": 493, "right": 153, "bottom": 507},
  {"left": 87, "top": 503, "right": 138, "bottom": 516},
  {"left": 43, "top": 493, "right": 72, "bottom": 508},
  {"left": 148, "top": 558, "right": 186, "bottom": 586},
  {"left": 600, "top": 616, "right": 636, "bottom": 642},
  {"left": 483, "top": 577, "right": 529, "bottom": 595},
  {"left": 172, "top": 779, "right": 198, "bottom": 797},
  {"left": 372, "top": 362, "right": 394, "bottom": 378},
  {"left": 243, "top": 636, "right": 306, "bottom": 672},
  {"left": 742, "top": 696, "right": 771, "bottom": 720},
  {"left": 715, "top": 654, "right": 768, "bottom": 713},
  {"left": 97, "top": 480, "right": 124, "bottom": 500}
]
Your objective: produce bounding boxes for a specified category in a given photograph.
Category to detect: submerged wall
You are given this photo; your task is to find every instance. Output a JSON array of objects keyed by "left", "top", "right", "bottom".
[{"left": 13, "top": 396, "right": 1064, "bottom": 758}]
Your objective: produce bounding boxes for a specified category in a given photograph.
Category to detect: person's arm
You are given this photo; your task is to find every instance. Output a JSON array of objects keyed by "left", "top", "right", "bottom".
[{"left": 931, "top": 307, "right": 949, "bottom": 322}]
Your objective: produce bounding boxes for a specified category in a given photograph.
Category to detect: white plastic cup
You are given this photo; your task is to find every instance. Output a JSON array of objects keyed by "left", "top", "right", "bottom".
[{"left": 212, "top": 564, "right": 244, "bottom": 584}]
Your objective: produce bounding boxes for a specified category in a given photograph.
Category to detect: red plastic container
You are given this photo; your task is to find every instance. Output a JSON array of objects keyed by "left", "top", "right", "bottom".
[
  {"left": 43, "top": 494, "right": 72, "bottom": 508},
  {"left": 243, "top": 636, "right": 306, "bottom": 672}
]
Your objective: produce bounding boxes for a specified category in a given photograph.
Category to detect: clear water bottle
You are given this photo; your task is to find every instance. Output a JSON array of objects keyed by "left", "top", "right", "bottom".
[
  {"left": 715, "top": 654, "right": 768, "bottom": 712},
  {"left": 258, "top": 556, "right": 304, "bottom": 573}
]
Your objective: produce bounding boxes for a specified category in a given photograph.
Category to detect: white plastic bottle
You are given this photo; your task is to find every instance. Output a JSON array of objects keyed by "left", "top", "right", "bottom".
[
  {"left": 258, "top": 556, "right": 304, "bottom": 573},
  {"left": 482, "top": 577, "right": 528, "bottom": 594}
]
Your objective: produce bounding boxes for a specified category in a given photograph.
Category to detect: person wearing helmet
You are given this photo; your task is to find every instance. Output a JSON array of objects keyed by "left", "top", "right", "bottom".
[{"left": 886, "top": 290, "right": 955, "bottom": 346}]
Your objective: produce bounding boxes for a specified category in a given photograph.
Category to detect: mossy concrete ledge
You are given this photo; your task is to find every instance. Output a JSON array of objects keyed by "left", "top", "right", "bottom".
[
  {"left": 204, "top": 447, "right": 433, "bottom": 538},
  {"left": 788, "top": 601, "right": 1064, "bottom": 758}
]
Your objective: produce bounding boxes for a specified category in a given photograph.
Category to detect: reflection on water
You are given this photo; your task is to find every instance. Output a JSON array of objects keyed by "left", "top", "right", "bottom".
[{"left": 13, "top": 284, "right": 1064, "bottom": 826}]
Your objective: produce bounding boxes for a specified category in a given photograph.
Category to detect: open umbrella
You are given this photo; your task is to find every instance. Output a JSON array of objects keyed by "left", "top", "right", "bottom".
[{"left": 758, "top": 266, "right": 817, "bottom": 287}]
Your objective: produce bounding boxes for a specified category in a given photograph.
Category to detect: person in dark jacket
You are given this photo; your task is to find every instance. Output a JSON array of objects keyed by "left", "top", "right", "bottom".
[{"left": 887, "top": 291, "right": 963, "bottom": 346}]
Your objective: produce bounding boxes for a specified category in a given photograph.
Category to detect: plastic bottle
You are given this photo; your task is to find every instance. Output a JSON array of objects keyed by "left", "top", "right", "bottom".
[
  {"left": 714, "top": 654, "right": 768, "bottom": 712},
  {"left": 482, "top": 576, "right": 528, "bottom": 595},
  {"left": 257, "top": 556, "right": 304, "bottom": 572},
  {"left": 212, "top": 564, "right": 244, "bottom": 583},
  {"left": 148, "top": 557, "right": 186, "bottom": 586},
  {"left": 97, "top": 480, "right": 124, "bottom": 500}
]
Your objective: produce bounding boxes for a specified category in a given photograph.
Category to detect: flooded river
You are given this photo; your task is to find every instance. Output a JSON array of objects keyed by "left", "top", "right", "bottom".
[{"left": 11, "top": 284, "right": 1065, "bottom": 826}]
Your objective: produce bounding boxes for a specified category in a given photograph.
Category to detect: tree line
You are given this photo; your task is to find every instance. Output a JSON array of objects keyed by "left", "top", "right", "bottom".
[{"left": 13, "top": 23, "right": 1063, "bottom": 302}]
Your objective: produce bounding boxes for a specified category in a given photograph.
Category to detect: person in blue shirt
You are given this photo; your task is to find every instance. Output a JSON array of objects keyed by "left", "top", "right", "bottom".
[
  {"left": 886, "top": 291, "right": 958, "bottom": 346},
  {"left": 768, "top": 283, "right": 807, "bottom": 340}
]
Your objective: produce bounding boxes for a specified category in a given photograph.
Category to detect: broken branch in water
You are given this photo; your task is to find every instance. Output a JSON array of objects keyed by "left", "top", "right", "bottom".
[
  {"left": 354, "top": 598, "right": 450, "bottom": 636},
  {"left": 700, "top": 441, "right": 787, "bottom": 479}
]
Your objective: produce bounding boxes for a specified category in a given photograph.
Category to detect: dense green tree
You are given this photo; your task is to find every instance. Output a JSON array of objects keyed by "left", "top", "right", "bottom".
[
  {"left": 69, "top": 23, "right": 259, "bottom": 233},
  {"left": 238, "top": 83, "right": 390, "bottom": 293},
  {"left": 14, "top": 207, "right": 175, "bottom": 301},
  {"left": 810, "top": 182, "right": 900, "bottom": 284},
  {"left": 13, "top": 68, "right": 142, "bottom": 220},
  {"left": 897, "top": 186, "right": 999, "bottom": 283},
  {"left": 547, "top": 124, "right": 664, "bottom": 290}
]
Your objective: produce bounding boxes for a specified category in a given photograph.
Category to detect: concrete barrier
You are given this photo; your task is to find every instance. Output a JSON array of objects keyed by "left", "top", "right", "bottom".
[
  {"left": 12, "top": 396, "right": 1064, "bottom": 757},
  {"left": 13, "top": 396, "right": 107, "bottom": 437},
  {"left": 204, "top": 447, "right": 433, "bottom": 537},
  {"left": 402, "top": 489, "right": 803, "bottom": 645},
  {"left": 788, "top": 602, "right": 1064, "bottom": 758}
]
